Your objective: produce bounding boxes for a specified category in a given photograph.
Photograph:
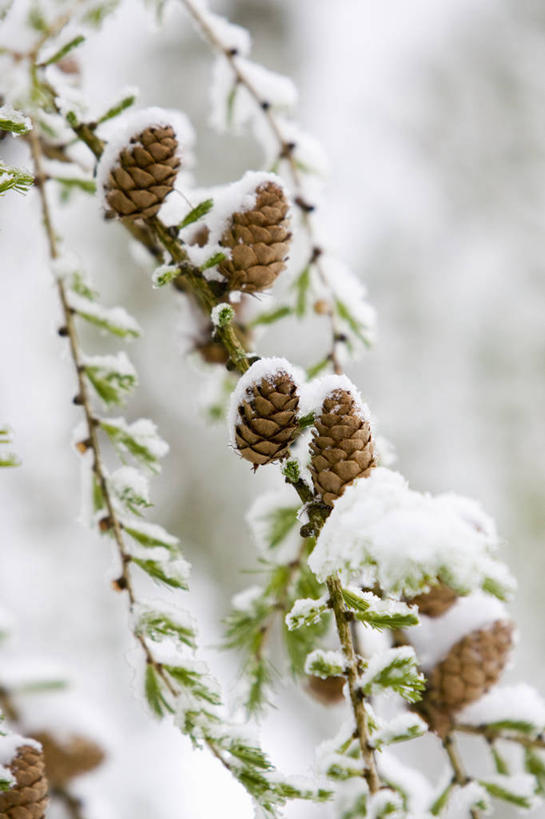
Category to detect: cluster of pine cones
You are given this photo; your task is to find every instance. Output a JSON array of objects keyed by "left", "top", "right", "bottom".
[
  {"left": 0, "top": 732, "right": 103, "bottom": 818},
  {"left": 232, "top": 362, "right": 375, "bottom": 507}
]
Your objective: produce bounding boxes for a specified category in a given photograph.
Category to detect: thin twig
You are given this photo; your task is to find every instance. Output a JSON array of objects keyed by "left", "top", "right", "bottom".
[
  {"left": 442, "top": 733, "right": 481, "bottom": 819},
  {"left": 456, "top": 722, "right": 545, "bottom": 750}
]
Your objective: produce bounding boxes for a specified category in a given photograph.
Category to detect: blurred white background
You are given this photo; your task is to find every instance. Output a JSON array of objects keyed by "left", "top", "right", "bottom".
[{"left": 1, "top": 0, "right": 545, "bottom": 816}]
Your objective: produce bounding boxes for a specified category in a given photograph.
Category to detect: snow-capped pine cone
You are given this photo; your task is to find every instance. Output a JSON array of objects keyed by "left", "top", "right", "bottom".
[
  {"left": 306, "top": 675, "right": 345, "bottom": 706},
  {"left": 31, "top": 732, "right": 104, "bottom": 788},
  {"left": 411, "top": 583, "right": 458, "bottom": 618},
  {"left": 218, "top": 181, "right": 291, "bottom": 293},
  {"left": 420, "top": 619, "right": 513, "bottom": 737},
  {"left": 103, "top": 125, "right": 180, "bottom": 220},
  {"left": 309, "top": 389, "right": 375, "bottom": 506},
  {"left": 234, "top": 370, "right": 299, "bottom": 466},
  {"left": 0, "top": 744, "right": 48, "bottom": 819}
]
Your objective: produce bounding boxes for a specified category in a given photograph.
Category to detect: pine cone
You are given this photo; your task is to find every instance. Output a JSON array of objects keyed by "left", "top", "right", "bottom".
[
  {"left": 0, "top": 744, "right": 48, "bottom": 819},
  {"left": 306, "top": 675, "right": 345, "bottom": 706},
  {"left": 411, "top": 583, "right": 458, "bottom": 618},
  {"left": 420, "top": 619, "right": 513, "bottom": 737},
  {"left": 218, "top": 182, "right": 291, "bottom": 293},
  {"left": 103, "top": 125, "right": 180, "bottom": 220},
  {"left": 233, "top": 366, "right": 299, "bottom": 466},
  {"left": 31, "top": 733, "right": 104, "bottom": 788},
  {"left": 309, "top": 389, "right": 375, "bottom": 506}
]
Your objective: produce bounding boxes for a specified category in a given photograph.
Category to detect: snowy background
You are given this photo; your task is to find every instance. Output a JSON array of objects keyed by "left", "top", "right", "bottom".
[{"left": 1, "top": 0, "right": 545, "bottom": 816}]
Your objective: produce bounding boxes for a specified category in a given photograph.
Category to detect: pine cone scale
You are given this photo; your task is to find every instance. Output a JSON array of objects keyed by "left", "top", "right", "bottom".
[{"left": 0, "top": 744, "right": 48, "bottom": 819}]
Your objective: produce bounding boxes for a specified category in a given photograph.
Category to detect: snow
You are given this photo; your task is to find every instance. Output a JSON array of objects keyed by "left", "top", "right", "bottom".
[
  {"left": 408, "top": 591, "right": 509, "bottom": 672},
  {"left": 0, "top": 104, "right": 31, "bottom": 134},
  {"left": 110, "top": 466, "right": 150, "bottom": 506},
  {"left": 67, "top": 291, "right": 141, "bottom": 337},
  {"left": 103, "top": 417, "right": 169, "bottom": 460},
  {"left": 245, "top": 486, "right": 301, "bottom": 564},
  {"left": 377, "top": 751, "right": 433, "bottom": 814},
  {"left": 96, "top": 106, "right": 195, "bottom": 208},
  {"left": 370, "top": 711, "right": 427, "bottom": 748},
  {"left": 227, "top": 356, "right": 302, "bottom": 448},
  {"left": 299, "top": 372, "right": 372, "bottom": 421},
  {"left": 304, "top": 649, "right": 345, "bottom": 678},
  {"left": 367, "top": 789, "right": 403, "bottom": 817},
  {"left": 480, "top": 773, "right": 537, "bottom": 804},
  {"left": 183, "top": 0, "right": 251, "bottom": 56},
  {"left": 210, "top": 302, "right": 234, "bottom": 328},
  {"left": 122, "top": 519, "right": 180, "bottom": 549},
  {"left": 50, "top": 248, "right": 81, "bottom": 281},
  {"left": 209, "top": 57, "right": 296, "bottom": 135},
  {"left": 459, "top": 684, "right": 545, "bottom": 733},
  {"left": 308, "top": 467, "right": 513, "bottom": 597},
  {"left": 0, "top": 733, "right": 40, "bottom": 766},
  {"left": 82, "top": 351, "right": 136, "bottom": 378},
  {"left": 284, "top": 594, "right": 329, "bottom": 631},
  {"left": 442, "top": 782, "right": 490, "bottom": 817},
  {"left": 257, "top": 115, "right": 329, "bottom": 177},
  {"left": 78, "top": 448, "right": 95, "bottom": 528},
  {"left": 177, "top": 170, "right": 288, "bottom": 271},
  {"left": 319, "top": 256, "right": 377, "bottom": 349},
  {"left": 358, "top": 646, "right": 418, "bottom": 691},
  {"left": 231, "top": 585, "right": 263, "bottom": 613},
  {"left": 348, "top": 589, "right": 418, "bottom": 621},
  {"left": 132, "top": 600, "right": 196, "bottom": 637}
]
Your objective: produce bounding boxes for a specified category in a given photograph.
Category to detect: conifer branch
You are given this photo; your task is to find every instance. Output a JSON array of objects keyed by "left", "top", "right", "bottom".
[
  {"left": 178, "top": 0, "right": 345, "bottom": 373},
  {"left": 456, "top": 723, "right": 545, "bottom": 751},
  {"left": 27, "top": 122, "right": 181, "bottom": 714}
]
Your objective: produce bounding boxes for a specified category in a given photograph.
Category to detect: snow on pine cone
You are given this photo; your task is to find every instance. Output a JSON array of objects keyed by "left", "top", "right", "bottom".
[
  {"left": 0, "top": 743, "right": 48, "bottom": 819},
  {"left": 229, "top": 358, "right": 300, "bottom": 467},
  {"left": 31, "top": 732, "right": 104, "bottom": 788},
  {"left": 309, "top": 381, "right": 375, "bottom": 506},
  {"left": 97, "top": 108, "right": 192, "bottom": 221},
  {"left": 218, "top": 181, "right": 291, "bottom": 294},
  {"left": 420, "top": 619, "right": 514, "bottom": 737},
  {"left": 411, "top": 583, "right": 458, "bottom": 618}
]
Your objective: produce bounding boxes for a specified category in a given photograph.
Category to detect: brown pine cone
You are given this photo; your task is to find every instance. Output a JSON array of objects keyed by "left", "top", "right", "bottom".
[
  {"left": 420, "top": 619, "right": 513, "bottom": 737},
  {"left": 0, "top": 743, "right": 48, "bottom": 819},
  {"left": 103, "top": 125, "right": 180, "bottom": 220},
  {"left": 233, "top": 364, "right": 299, "bottom": 466},
  {"left": 309, "top": 388, "right": 375, "bottom": 506},
  {"left": 306, "top": 675, "right": 345, "bottom": 706},
  {"left": 31, "top": 733, "right": 104, "bottom": 788},
  {"left": 218, "top": 181, "right": 291, "bottom": 293},
  {"left": 411, "top": 583, "right": 458, "bottom": 618}
]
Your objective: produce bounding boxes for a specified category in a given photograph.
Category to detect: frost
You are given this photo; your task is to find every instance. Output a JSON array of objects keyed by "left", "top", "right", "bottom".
[
  {"left": 304, "top": 649, "right": 345, "bottom": 678},
  {"left": 227, "top": 356, "right": 302, "bottom": 449},
  {"left": 459, "top": 684, "right": 545, "bottom": 734},
  {"left": 246, "top": 486, "right": 301, "bottom": 564},
  {"left": 309, "top": 467, "right": 513, "bottom": 598},
  {"left": 96, "top": 106, "right": 195, "bottom": 209},
  {"left": 299, "top": 373, "right": 372, "bottom": 423},
  {"left": 67, "top": 291, "right": 141, "bottom": 338},
  {"left": 408, "top": 592, "right": 509, "bottom": 672},
  {"left": 231, "top": 585, "right": 263, "bottom": 613},
  {"left": 211, "top": 302, "right": 234, "bottom": 328}
]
